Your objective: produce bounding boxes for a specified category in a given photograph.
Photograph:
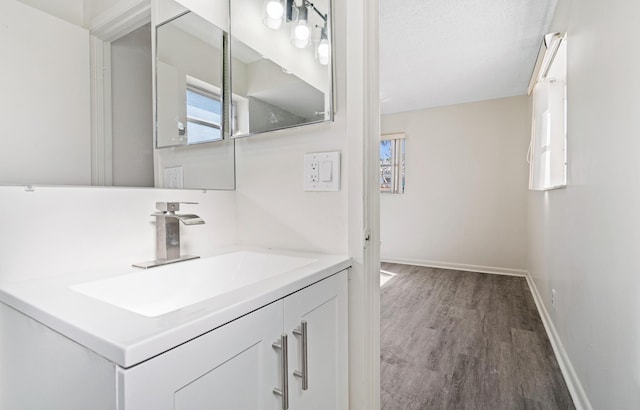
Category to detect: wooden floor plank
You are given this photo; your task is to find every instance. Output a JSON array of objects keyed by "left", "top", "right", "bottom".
[{"left": 380, "top": 263, "right": 575, "bottom": 410}]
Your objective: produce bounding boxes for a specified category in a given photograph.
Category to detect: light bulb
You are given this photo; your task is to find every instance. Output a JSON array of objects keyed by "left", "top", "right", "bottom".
[
  {"left": 294, "top": 24, "right": 310, "bottom": 41},
  {"left": 266, "top": 1, "right": 284, "bottom": 19},
  {"left": 290, "top": 5, "right": 310, "bottom": 48},
  {"left": 317, "top": 40, "right": 329, "bottom": 65},
  {"left": 316, "top": 27, "right": 330, "bottom": 65},
  {"left": 263, "top": 0, "right": 283, "bottom": 29}
]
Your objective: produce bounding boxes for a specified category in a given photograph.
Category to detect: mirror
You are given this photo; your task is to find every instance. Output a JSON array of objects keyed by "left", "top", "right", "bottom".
[
  {"left": 0, "top": 0, "right": 235, "bottom": 190},
  {"left": 154, "top": 4, "right": 234, "bottom": 190},
  {"left": 156, "top": 12, "right": 225, "bottom": 148},
  {"left": 229, "top": 0, "right": 333, "bottom": 137}
]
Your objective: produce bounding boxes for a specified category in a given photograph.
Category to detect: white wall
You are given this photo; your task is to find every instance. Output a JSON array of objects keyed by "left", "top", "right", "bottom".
[
  {"left": 111, "top": 23, "right": 154, "bottom": 187},
  {"left": 17, "top": 0, "right": 150, "bottom": 30},
  {"left": 17, "top": 0, "right": 85, "bottom": 26},
  {"left": 234, "top": 0, "right": 350, "bottom": 256},
  {"left": 235, "top": 125, "right": 348, "bottom": 254},
  {"left": 0, "top": 0, "right": 91, "bottom": 186},
  {"left": 234, "top": 0, "right": 380, "bottom": 407},
  {"left": 527, "top": 0, "right": 640, "bottom": 408},
  {"left": 0, "top": 186, "right": 236, "bottom": 284},
  {"left": 1, "top": 0, "right": 378, "bottom": 406},
  {"left": 0, "top": 2, "right": 236, "bottom": 285},
  {"left": 83, "top": 0, "right": 119, "bottom": 25},
  {"left": 380, "top": 96, "right": 530, "bottom": 274},
  {"left": 247, "top": 96, "right": 305, "bottom": 133},
  {"left": 156, "top": 21, "right": 223, "bottom": 92},
  {"left": 0, "top": 0, "right": 357, "bottom": 285},
  {"left": 168, "top": 0, "right": 228, "bottom": 31}
]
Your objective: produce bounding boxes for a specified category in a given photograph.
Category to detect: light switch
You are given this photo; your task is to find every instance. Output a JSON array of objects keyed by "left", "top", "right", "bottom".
[
  {"left": 164, "top": 166, "right": 183, "bottom": 189},
  {"left": 304, "top": 152, "right": 340, "bottom": 191},
  {"left": 320, "top": 160, "right": 333, "bottom": 182}
]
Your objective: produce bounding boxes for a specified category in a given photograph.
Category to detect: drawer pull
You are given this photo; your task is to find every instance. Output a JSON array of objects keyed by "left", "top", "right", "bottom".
[
  {"left": 292, "top": 320, "right": 309, "bottom": 390},
  {"left": 272, "top": 334, "right": 289, "bottom": 409}
]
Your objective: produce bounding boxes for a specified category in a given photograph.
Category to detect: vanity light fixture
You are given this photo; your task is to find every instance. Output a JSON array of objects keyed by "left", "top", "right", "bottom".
[
  {"left": 263, "top": 0, "right": 285, "bottom": 29},
  {"left": 262, "top": 0, "right": 329, "bottom": 64}
]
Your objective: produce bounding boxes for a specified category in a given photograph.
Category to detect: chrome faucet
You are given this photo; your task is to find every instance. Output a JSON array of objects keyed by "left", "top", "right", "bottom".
[{"left": 133, "top": 202, "right": 205, "bottom": 269}]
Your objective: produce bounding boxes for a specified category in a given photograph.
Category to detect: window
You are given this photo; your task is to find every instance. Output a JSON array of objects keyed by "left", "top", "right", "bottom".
[
  {"left": 186, "top": 87, "right": 222, "bottom": 144},
  {"left": 380, "top": 133, "right": 405, "bottom": 193},
  {"left": 528, "top": 33, "right": 567, "bottom": 190}
]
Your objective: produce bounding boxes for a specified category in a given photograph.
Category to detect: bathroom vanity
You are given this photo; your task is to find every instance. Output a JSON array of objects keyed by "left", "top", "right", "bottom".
[{"left": 0, "top": 248, "right": 349, "bottom": 409}]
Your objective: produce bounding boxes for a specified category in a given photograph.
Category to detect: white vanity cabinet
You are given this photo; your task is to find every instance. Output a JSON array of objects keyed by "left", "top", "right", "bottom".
[
  {"left": 118, "top": 270, "right": 347, "bottom": 410},
  {"left": 285, "top": 270, "right": 348, "bottom": 410}
]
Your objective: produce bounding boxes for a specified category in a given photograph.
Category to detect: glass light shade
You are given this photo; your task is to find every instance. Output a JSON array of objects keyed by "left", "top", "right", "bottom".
[
  {"left": 290, "top": 6, "right": 310, "bottom": 48},
  {"left": 263, "top": 0, "right": 284, "bottom": 29},
  {"left": 316, "top": 26, "right": 330, "bottom": 65},
  {"left": 316, "top": 38, "right": 330, "bottom": 65}
]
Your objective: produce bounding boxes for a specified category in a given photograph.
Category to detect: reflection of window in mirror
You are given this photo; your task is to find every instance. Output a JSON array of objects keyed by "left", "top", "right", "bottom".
[{"left": 186, "top": 87, "right": 222, "bottom": 144}]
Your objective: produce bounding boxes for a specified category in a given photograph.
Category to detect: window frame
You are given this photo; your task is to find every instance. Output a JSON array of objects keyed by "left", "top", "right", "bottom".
[
  {"left": 380, "top": 133, "right": 406, "bottom": 194},
  {"left": 528, "top": 33, "right": 567, "bottom": 191}
]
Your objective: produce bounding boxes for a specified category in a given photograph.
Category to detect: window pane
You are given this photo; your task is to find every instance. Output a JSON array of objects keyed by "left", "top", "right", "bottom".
[
  {"left": 380, "top": 140, "right": 392, "bottom": 192},
  {"left": 187, "top": 121, "right": 221, "bottom": 144},
  {"left": 187, "top": 89, "right": 221, "bottom": 125},
  {"left": 380, "top": 138, "right": 405, "bottom": 194}
]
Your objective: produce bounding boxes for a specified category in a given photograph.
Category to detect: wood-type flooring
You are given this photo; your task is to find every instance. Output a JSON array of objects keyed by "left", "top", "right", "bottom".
[{"left": 380, "top": 263, "right": 575, "bottom": 410}]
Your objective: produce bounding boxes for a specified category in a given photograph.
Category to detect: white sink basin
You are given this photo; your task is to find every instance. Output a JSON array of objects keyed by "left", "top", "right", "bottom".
[{"left": 70, "top": 250, "right": 317, "bottom": 317}]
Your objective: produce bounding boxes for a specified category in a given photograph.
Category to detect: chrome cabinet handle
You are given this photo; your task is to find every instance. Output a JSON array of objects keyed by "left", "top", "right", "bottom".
[
  {"left": 272, "top": 334, "right": 289, "bottom": 409},
  {"left": 292, "top": 320, "right": 309, "bottom": 390}
]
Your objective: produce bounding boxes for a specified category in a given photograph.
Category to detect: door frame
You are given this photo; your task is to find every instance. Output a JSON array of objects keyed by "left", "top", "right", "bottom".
[
  {"left": 89, "top": 0, "right": 151, "bottom": 185},
  {"left": 346, "top": 0, "right": 381, "bottom": 408}
]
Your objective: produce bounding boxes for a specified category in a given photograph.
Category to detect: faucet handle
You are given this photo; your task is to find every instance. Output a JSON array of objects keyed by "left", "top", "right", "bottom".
[{"left": 156, "top": 202, "right": 199, "bottom": 212}]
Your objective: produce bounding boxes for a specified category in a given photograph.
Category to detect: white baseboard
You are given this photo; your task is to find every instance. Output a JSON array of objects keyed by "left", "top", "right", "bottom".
[
  {"left": 524, "top": 273, "right": 593, "bottom": 410},
  {"left": 380, "top": 257, "right": 527, "bottom": 277}
]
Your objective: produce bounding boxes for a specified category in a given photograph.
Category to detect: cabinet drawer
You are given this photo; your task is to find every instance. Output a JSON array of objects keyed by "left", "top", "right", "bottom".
[{"left": 118, "top": 301, "right": 283, "bottom": 410}]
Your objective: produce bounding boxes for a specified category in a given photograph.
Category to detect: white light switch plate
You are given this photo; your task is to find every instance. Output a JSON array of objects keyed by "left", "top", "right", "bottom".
[
  {"left": 304, "top": 152, "right": 340, "bottom": 191},
  {"left": 164, "top": 166, "right": 184, "bottom": 189}
]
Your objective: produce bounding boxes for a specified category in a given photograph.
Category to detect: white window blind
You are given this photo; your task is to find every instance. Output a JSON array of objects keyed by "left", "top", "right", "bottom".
[
  {"left": 528, "top": 34, "right": 567, "bottom": 191},
  {"left": 186, "top": 86, "right": 223, "bottom": 144}
]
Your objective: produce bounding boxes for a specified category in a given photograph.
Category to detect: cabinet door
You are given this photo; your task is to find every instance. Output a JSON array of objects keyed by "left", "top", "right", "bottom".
[
  {"left": 118, "top": 300, "right": 284, "bottom": 410},
  {"left": 284, "top": 270, "right": 348, "bottom": 410}
]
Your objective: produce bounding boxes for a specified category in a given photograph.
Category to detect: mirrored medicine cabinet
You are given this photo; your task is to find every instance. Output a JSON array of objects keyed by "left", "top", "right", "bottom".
[{"left": 0, "top": 0, "right": 333, "bottom": 191}]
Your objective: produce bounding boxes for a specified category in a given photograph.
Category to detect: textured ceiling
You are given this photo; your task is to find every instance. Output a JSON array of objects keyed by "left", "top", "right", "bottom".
[{"left": 380, "top": 0, "right": 558, "bottom": 114}]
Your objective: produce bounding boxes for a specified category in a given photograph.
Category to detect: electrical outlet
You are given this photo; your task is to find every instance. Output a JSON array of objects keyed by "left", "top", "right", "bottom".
[
  {"left": 304, "top": 152, "right": 340, "bottom": 191},
  {"left": 310, "top": 161, "right": 319, "bottom": 182},
  {"left": 551, "top": 289, "right": 557, "bottom": 310}
]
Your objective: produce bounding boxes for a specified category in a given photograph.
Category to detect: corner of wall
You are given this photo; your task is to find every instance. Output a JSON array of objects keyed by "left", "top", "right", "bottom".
[{"left": 524, "top": 271, "right": 593, "bottom": 410}]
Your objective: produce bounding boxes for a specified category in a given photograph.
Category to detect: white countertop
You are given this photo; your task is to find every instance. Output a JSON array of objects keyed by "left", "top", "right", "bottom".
[{"left": 0, "top": 247, "right": 350, "bottom": 368}]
